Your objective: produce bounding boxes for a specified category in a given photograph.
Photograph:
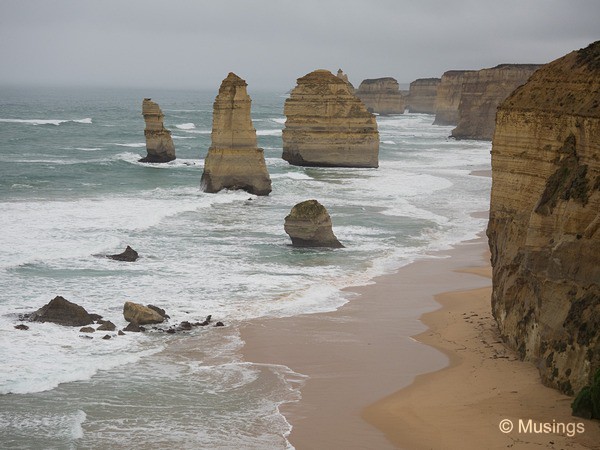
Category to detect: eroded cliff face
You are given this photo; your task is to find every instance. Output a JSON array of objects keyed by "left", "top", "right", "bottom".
[
  {"left": 433, "top": 70, "right": 475, "bottom": 125},
  {"left": 451, "top": 64, "right": 542, "bottom": 141},
  {"left": 282, "top": 69, "right": 379, "bottom": 168},
  {"left": 487, "top": 42, "right": 600, "bottom": 395},
  {"left": 406, "top": 78, "right": 440, "bottom": 114},
  {"left": 336, "top": 69, "right": 355, "bottom": 92},
  {"left": 201, "top": 73, "right": 271, "bottom": 196},
  {"left": 140, "top": 99, "right": 176, "bottom": 163},
  {"left": 355, "top": 77, "right": 405, "bottom": 115}
]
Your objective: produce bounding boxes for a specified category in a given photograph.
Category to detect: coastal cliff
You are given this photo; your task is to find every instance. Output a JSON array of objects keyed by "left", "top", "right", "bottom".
[
  {"left": 201, "top": 73, "right": 271, "bottom": 195},
  {"left": 336, "top": 69, "right": 355, "bottom": 92},
  {"left": 433, "top": 70, "right": 474, "bottom": 125},
  {"left": 487, "top": 42, "right": 600, "bottom": 394},
  {"left": 282, "top": 69, "right": 379, "bottom": 168},
  {"left": 140, "top": 99, "right": 176, "bottom": 163},
  {"left": 355, "top": 77, "right": 405, "bottom": 114},
  {"left": 406, "top": 78, "right": 440, "bottom": 114},
  {"left": 451, "top": 64, "right": 542, "bottom": 140}
]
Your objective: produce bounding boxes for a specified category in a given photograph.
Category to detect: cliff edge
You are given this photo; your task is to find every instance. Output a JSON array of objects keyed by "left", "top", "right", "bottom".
[{"left": 487, "top": 41, "right": 600, "bottom": 395}]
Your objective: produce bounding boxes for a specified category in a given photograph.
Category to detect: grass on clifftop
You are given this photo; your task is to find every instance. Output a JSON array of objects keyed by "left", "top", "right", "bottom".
[
  {"left": 577, "top": 41, "right": 600, "bottom": 71},
  {"left": 289, "top": 199, "right": 326, "bottom": 218}
]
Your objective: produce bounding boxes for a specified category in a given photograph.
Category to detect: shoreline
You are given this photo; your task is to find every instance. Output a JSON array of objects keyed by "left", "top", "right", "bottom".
[
  {"left": 241, "top": 235, "right": 494, "bottom": 449},
  {"left": 242, "top": 232, "right": 600, "bottom": 449}
]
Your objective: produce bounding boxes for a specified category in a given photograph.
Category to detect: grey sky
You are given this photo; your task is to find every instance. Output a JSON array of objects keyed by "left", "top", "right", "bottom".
[{"left": 0, "top": 0, "right": 598, "bottom": 91}]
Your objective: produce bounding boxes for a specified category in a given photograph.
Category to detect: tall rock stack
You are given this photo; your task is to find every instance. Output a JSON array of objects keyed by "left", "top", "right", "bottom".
[
  {"left": 201, "top": 73, "right": 272, "bottom": 196},
  {"left": 282, "top": 69, "right": 379, "bottom": 168},
  {"left": 140, "top": 98, "right": 176, "bottom": 163},
  {"left": 406, "top": 78, "right": 440, "bottom": 114},
  {"left": 433, "top": 70, "right": 475, "bottom": 125},
  {"left": 451, "top": 64, "right": 542, "bottom": 140},
  {"left": 355, "top": 77, "right": 405, "bottom": 114},
  {"left": 487, "top": 41, "right": 600, "bottom": 395}
]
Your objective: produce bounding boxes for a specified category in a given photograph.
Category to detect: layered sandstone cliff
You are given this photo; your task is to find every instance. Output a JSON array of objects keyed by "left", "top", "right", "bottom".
[
  {"left": 406, "top": 78, "right": 440, "bottom": 114},
  {"left": 355, "top": 77, "right": 405, "bottom": 114},
  {"left": 487, "top": 41, "right": 600, "bottom": 395},
  {"left": 201, "top": 73, "right": 271, "bottom": 196},
  {"left": 140, "top": 98, "right": 176, "bottom": 163},
  {"left": 282, "top": 69, "right": 379, "bottom": 168},
  {"left": 433, "top": 70, "right": 475, "bottom": 125},
  {"left": 451, "top": 64, "right": 542, "bottom": 140}
]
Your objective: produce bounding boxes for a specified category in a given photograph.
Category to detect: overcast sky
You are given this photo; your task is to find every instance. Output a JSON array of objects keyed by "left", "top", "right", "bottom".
[{"left": 0, "top": 0, "right": 598, "bottom": 91}]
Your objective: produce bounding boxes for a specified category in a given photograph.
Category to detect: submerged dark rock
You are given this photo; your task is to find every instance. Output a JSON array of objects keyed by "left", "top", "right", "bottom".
[
  {"left": 123, "top": 322, "right": 144, "bottom": 333},
  {"left": 97, "top": 321, "right": 116, "bottom": 331},
  {"left": 14, "top": 324, "right": 29, "bottom": 331},
  {"left": 30, "top": 296, "right": 94, "bottom": 327},
  {"left": 79, "top": 326, "right": 95, "bottom": 333},
  {"left": 108, "top": 246, "right": 139, "bottom": 262}
]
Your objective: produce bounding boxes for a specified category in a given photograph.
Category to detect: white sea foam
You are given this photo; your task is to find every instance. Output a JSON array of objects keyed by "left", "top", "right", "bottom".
[
  {"left": 256, "top": 129, "right": 282, "bottom": 136},
  {"left": 175, "top": 123, "right": 195, "bottom": 130},
  {"left": 0, "top": 118, "right": 92, "bottom": 126},
  {"left": 113, "top": 142, "right": 146, "bottom": 148}
]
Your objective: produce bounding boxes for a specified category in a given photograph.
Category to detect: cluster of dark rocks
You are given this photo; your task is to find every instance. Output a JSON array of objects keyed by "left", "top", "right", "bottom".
[{"left": 15, "top": 295, "right": 225, "bottom": 338}]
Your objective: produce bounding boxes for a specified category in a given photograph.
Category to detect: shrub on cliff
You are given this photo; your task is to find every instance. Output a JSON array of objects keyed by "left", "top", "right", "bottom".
[{"left": 572, "top": 368, "right": 600, "bottom": 419}]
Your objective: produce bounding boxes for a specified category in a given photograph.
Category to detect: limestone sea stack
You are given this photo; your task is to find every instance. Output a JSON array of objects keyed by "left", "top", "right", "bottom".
[
  {"left": 284, "top": 200, "right": 343, "bottom": 248},
  {"left": 282, "top": 70, "right": 379, "bottom": 168},
  {"left": 406, "top": 78, "right": 440, "bottom": 114},
  {"left": 336, "top": 68, "right": 355, "bottom": 92},
  {"left": 451, "top": 64, "right": 542, "bottom": 140},
  {"left": 487, "top": 41, "right": 600, "bottom": 395},
  {"left": 355, "top": 77, "right": 405, "bottom": 114},
  {"left": 140, "top": 98, "right": 176, "bottom": 163},
  {"left": 201, "top": 73, "right": 272, "bottom": 196},
  {"left": 433, "top": 70, "right": 475, "bottom": 125}
]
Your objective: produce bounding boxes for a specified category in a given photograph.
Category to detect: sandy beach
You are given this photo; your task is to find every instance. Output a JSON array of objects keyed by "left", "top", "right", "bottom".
[{"left": 242, "top": 233, "right": 600, "bottom": 449}]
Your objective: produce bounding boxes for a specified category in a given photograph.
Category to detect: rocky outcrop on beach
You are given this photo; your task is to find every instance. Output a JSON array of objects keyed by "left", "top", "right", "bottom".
[
  {"left": 108, "top": 245, "right": 139, "bottom": 262},
  {"left": 201, "top": 73, "right": 272, "bottom": 196},
  {"left": 355, "top": 77, "right": 405, "bottom": 114},
  {"left": 487, "top": 41, "right": 600, "bottom": 395},
  {"left": 282, "top": 69, "right": 379, "bottom": 168},
  {"left": 406, "top": 78, "right": 440, "bottom": 114},
  {"left": 433, "top": 70, "right": 475, "bottom": 125},
  {"left": 29, "top": 296, "right": 94, "bottom": 326},
  {"left": 451, "top": 64, "right": 542, "bottom": 140},
  {"left": 140, "top": 98, "right": 176, "bottom": 163},
  {"left": 284, "top": 199, "right": 343, "bottom": 248},
  {"left": 123, "top": 301, "right": 166, "bottom": 325},
  {"left": 336, "top": 69, "right": 355, "bottom": 92}
]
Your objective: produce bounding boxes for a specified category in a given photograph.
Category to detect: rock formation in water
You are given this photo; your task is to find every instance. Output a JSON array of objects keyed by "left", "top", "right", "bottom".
[
  {"left": 123, "top": 301, "right": 166, "bottom": 325},
  {"left": 433, "top": 70, "right": 475, "bottom": 125},
  {"left": 30, "top": 296, "right": 94, "bottom": 326},
  {"left": 284, "top": 199, "right": 343, "bottom": 248},
  {"left": 336, "top": 68, "right": 355, "bottom": 92},
  {"left": 355, "top": 77, "right": 405, "bottom": 114},
  {"left": 487, "top": 41, "right": 600, "bottom": 395},
  {"left": 451, "top": 64, "right": 542, "bottom": 140},
  {"left": 406, "top": 78, "right": 440, "bottom": 114},
  {"left": 282, "top": 69, "right": 379, "bottom": 168},
  {"left": 200, "top": 73, "right": 272, "bottom": 196},
  {"left": 108, "top": 245, "right": 139, "bottom": 262},
  {"left": 140, "top": 98, "right": 176, "bottom": 163}
]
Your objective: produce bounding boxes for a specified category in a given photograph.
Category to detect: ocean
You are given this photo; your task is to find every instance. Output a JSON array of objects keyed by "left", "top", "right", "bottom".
[{"left": 0, "top": 86, "right": 491, "bottom": 449}]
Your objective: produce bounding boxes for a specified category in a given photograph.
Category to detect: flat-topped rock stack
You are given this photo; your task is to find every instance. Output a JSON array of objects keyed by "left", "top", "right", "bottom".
[
  {"left": 433, "top": 70, "right": 475, "bottom": 125},
  {"left": 282, "top": 69, "right": 379, "bottom": 168},
  {"left": 406, "top": 78, "right": 440, "bottom": 114},
  {"left": 451, "top": 64, "right": 542, "bottom": 140},
  {"left": 487, "top": 41, "right": 600, "bottom": 395},
  {"left": 201, "top": 72, "right": 271, "bottom": 196},
  {"left": 355, "top": 77, "right": 405, "bottom": 114},
  {"left": 140, "top": 98, "right": 176, "bottom": 163}
]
